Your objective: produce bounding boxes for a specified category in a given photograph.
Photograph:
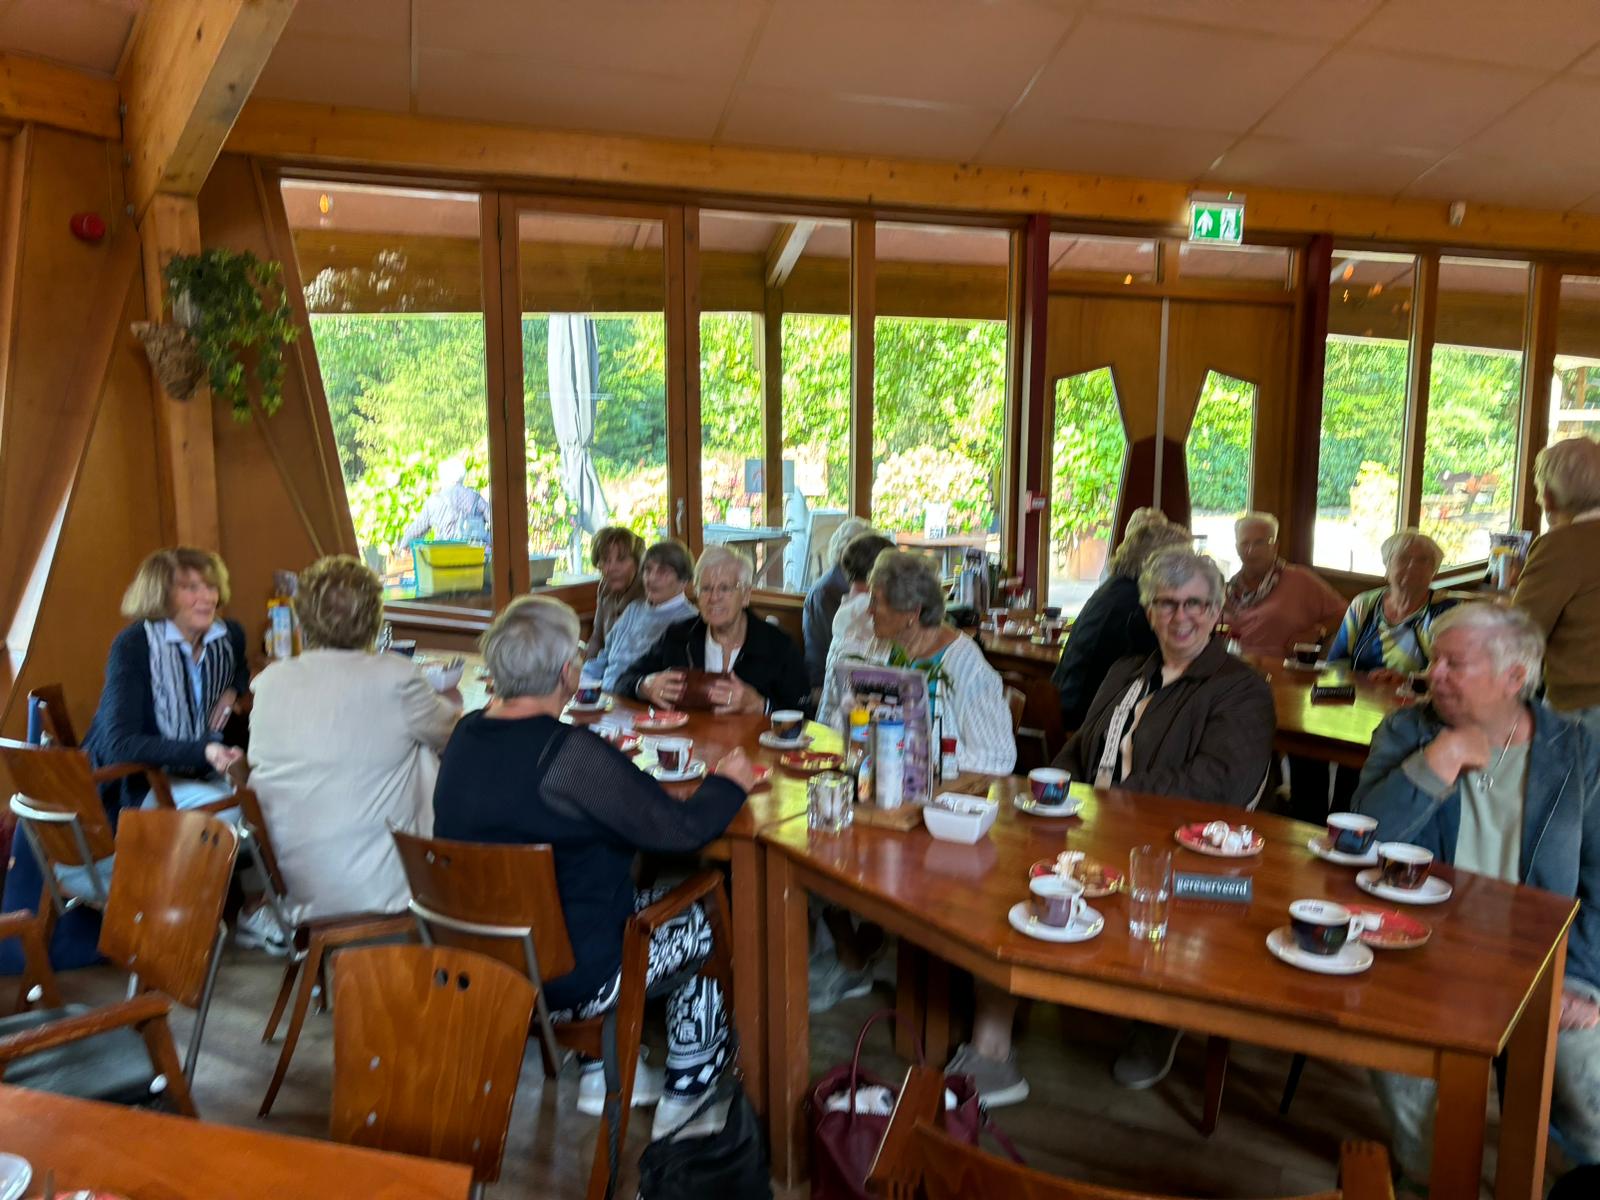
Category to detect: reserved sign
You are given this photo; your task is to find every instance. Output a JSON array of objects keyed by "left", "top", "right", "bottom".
[{"left": 1174, "top": 873, "right": 1253, "bottom": 904}]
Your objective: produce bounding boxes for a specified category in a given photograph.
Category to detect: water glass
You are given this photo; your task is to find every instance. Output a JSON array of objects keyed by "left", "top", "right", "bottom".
[
  {"left": 808, "top": 771, "right": 853, "bottom": 834},
  {"left": 1128, "top": 844, "right": 1172, "bottom": 942}
]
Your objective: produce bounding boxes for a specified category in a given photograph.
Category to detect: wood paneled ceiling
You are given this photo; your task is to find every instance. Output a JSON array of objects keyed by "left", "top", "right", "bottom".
[{"left": 16, "top": 0, "right": 1600, "bottom": 217}]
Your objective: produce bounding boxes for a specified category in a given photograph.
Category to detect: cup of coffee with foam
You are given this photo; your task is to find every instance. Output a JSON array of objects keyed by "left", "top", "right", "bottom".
[
  {"left": 1326, "top": 812, "right": 1378, "bottom": 856},
  {"left": 1027, "top": 768, "right": 1070, "bottom": 806},
  {"left": 1029, "top": 873, "right": 1086, "bottom": 928},
  {"left": 1289, "top": 899, "right": 1369, "bottom": 956},
  {"left": 1378, "top": 842, "right": 1434, "bottom": 891},
  {"left": 1292, "top": 642, "right": 1321, "bottom": 668}
]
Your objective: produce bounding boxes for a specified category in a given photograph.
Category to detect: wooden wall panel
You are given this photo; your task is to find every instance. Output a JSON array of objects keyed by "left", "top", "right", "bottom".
[
  {"left": 197, "top": 154, "right": 358, "bottom": 662},
  {"left": 1044, "top": 295, "right": 1162, "bottom": 440}
]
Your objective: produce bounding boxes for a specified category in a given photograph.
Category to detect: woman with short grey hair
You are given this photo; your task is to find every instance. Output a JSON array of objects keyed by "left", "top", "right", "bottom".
[
  {"left": 248, "top": 554, "right": 460, "bottom": 929},
  {"left": 618, "top": 545, "right": 808, "bottom": 714},
  {"left": 849, "top": 550, "right": 1015, "bottom": 775},
  {"left": 1517, "top": 435, "right": 1600, "bottom": 727},
  {"left": 585, "top": 539, "right": 696, "bottom": 693},
  {"left": 1356, "top": 600, "right": 1600, "bottom": 1184},
  {"left": 1325, "top": 527, "right": 1454, "bottom": 682},
  {"left": 958, "top": 545, "right": 1273, "bottom": 1106},
  {"left": 434, "top": 594, "right": 757, "bottom": 1138},
  {"left": 1053, "top": 509, "right": 1193, "bottom": 730}
]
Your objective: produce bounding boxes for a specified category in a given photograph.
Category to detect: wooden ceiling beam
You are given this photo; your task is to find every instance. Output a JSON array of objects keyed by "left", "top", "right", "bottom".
[
  {"left": 0, "top": 52, "right": 120, "bottom": 139},
  {"left": 228, "top": 99, "right": 1600, "bottom": 256},
  {"left": 120, "top": 0, "right": 297, "bottom": 218},
  {"left": 765, "top": 220, "right": 815, "bottom": 287}
]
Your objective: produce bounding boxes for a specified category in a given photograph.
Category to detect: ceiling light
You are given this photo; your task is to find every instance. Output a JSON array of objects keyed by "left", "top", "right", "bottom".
[
  {"left": 318, "top": 192, "right": 332, "bottom": 215},
  {"left": 1341, "top": 263, "right": 1354, "bottom": 282}
]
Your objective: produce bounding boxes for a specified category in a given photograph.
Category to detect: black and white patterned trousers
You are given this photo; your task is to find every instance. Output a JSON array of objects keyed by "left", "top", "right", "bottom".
[{"left": 552, "top": 886, "right": 729, "bottom": 1098}]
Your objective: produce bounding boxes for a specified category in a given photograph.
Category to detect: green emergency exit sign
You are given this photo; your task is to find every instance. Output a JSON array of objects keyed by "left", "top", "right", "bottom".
[{"left": 1190, "top": 200, "right": 1244, "bottom": 246}]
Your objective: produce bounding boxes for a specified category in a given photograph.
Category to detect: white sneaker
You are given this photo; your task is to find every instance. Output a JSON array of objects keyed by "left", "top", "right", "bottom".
[
  {"left": 233, "top": 904, "right": 291, "bottom": 956},
  {"left": 576, "top": 1051, "right": 664, "bottom": 1117},
  {"left": 651, "top": 1090, "right": 731, "bottom": 1141}
]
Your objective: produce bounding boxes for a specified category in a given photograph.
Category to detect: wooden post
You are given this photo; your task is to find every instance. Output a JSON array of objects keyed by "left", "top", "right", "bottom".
[
  {"left": 759, "top": 290, "right": 784, "bottom": 529},
  {"left": 849, "top": 218, "right": 875, "bottom": 520},
  {"left": 139, "top": 195, "right": 220, "bottom": 549},
  {"left": 666, "top": 205, "right": 703, "bottom": 552},
  {"left": 1516, "top": 263, "right": 1560, "bottom": 530},
  {"left": 1018, "top": 214, "right": 1050, "bottom": 591},
  {"left": 1288, "top": 235, "right": 1332, "bottom": 563},
  {"left": 485, "top": 190, "right": 528, "bottom": 602},
  {"left": 1400, "top": 252, "right": 1440, "bottom": 530}
]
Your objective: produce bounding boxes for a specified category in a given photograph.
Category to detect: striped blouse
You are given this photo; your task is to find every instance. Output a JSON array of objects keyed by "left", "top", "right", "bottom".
[{"left": 1324, "top": 588, "right": 1457, "bottom": 675}]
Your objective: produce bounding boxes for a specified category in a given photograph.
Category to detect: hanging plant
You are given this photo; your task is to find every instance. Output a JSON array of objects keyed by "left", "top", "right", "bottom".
[{"left": 159, "top": 249, "right": 299, "bottom": 420}]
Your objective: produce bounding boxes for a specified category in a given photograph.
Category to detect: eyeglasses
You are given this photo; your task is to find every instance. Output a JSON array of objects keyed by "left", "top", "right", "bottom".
[
  {"left": 699, "top": 582, "right": 745, "bottom": 599},
  {"left": 1150, "top": 596, "right": 1215, "bottom": 617}
]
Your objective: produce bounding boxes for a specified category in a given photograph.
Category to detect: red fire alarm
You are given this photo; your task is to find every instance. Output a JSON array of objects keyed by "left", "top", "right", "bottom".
[{"left": 69, "top": 212, "right": 106, "bottom": 243}]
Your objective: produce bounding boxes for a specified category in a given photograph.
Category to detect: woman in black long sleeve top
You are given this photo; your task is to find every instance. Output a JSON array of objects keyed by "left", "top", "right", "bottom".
[
  {"left": 615, "top": 544, "right": 809, "bottom": 714},
  {"left": 83, "top": 547, "right": 249, "bottom": 811},
  {"left": 433, "top": 594, "right": 755, "bottom": 1136}
]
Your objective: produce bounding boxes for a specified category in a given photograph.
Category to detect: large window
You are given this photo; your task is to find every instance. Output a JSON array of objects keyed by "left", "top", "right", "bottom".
[
  {"left": 1551, "top": 273, "right": 1600, "bottom": 462},
  {"left": 697, "top": 211, "right": 851, "bottom": 593},
  {"left": 872, "top": 222, "right": 1010, "bottom": 566},
  {"left": 519, "top": 209, "right": 668, "bottom": 585},
  {"left": 1316, "top": 251, "right": 1416, "bottom": 575},
  {"left": 1421, "top": 257, "right": 1528, "bottom": 567},
  {"left": 283, "top": 180, "right": 492, "bottom": 607},
  {"left": 1187, "top": 370, "right": 1257, "bottom": 578},
  {"left": 1048, "top": 369, "right": 1128, "bottom": 616}
]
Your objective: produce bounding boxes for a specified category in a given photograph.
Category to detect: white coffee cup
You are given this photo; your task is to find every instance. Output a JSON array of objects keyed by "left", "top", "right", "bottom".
[
  {"left": 1028, "top": 874, "right": 1086, "bottom": 928},
  {"left": 655, "top": 736, "right": 693, "bottom": 775}
]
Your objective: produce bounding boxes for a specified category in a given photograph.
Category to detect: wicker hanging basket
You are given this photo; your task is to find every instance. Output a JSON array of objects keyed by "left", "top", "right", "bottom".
[{"left": 131, "top": 321, "right": 204, "bottom": 400}]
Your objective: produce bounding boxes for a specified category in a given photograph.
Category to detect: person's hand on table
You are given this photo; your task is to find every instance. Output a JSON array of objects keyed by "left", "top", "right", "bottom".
[
  {"left": 1560, "top": 988, "right": 1600, "bottom": 1031},
  {"left": 709, "top": 674, "right": 765, "bottom": 716},
  {"left": 205, "top": 742, "right": 244, "bottom": 774},
  {"left": 1422, "top": 725, "right": 1490, "bottom": 785},
  {"left": 641, "top": 670, "right": 687, "bottom": 708},
  {"left": 713, "top": 747, "right": 757, "bottom": 791}
]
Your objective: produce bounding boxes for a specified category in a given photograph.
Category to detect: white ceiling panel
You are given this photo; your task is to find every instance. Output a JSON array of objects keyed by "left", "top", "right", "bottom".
[
  {"left": 255, "top": 33, "right": 412, "bottom": 112},
  {"left": 1353, "top": 0, "right": 1600, "bottom": 70},
  {"left": 1405, "top": 150, "right": 1600, "bottom": 213},
  {"left": 1255, "top": 47, "right": 1545, "bottom": 153},
  {"left": 721, "top": 84, "right": 999, "bottom": 160},
  {"left": 1090, "top": 0, "right": 1382, "bottom": 41},
  {"left": 746, "top": 0, "right": 1075, "bottom": 110},
  {"left": 416, "top": 48, "right": 732, "bottom": 141},
  {"left": 1018, "top": 14, "right": 1329, "bottom": 133},
  {"left": 274, "top": 0, "right": 411, "bottom": 47},
  {"left": 1459, "top": 79, "right": 1600, "bottom": 166},
  {"left": 0, "top": 0, "right": 141, "bottom": 75},
  {"left": 981, "top": 113, "right": 1236, "bottom": 179},
  {"left": 1208, "top": 135, "right": 1439, "bottom": 195}
]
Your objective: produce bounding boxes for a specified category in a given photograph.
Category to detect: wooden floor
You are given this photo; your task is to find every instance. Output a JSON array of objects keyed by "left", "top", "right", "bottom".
[{"left": 55, "top": 942, "right": 1547, "bottom": 1199}]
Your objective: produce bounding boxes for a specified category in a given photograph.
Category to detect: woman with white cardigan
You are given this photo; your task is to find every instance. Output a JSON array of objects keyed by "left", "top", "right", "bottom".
[{"left": 247, "top": 556, "right": 460, "bottom": 923}]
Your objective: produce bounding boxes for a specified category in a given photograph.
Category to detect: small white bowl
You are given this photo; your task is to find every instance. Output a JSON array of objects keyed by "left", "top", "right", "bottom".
[
  {"left": 923, "top": 794, "right": 998, "bottom": 844},
  {"left": 424, "top": 659, "right": 465, "bottom": 692}
]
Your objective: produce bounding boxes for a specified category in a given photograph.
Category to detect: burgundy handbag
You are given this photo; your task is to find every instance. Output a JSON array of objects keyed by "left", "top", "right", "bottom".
[{"left": 807, "top": 1009, "right": 1015, "bottom": 1200}]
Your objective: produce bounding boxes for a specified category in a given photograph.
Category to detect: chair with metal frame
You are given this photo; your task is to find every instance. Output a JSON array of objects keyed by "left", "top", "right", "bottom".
[
  {"left": 868, "top": 1064, "right": 1395, "bottom": 1200},
  {"left": 330, "top": 943, "right": 536, "bottom": 1200},
  {"left": 244, "top": 788, "right": 415, "bottom": 1118},
  {"left": 391, "top": 829, "right": 738, "bottom": 1200},
  {"left": 0, "top": 808, "right": 239, "bottom": 1113}
]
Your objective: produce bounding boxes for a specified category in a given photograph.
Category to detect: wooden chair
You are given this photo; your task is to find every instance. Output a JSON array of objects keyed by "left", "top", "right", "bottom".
[
  {"left": 0, "top": 808, "right": 239, "bottom": 1113},
  {"left": 1004, "top": 685, "right": 1026, "bottom": 734},
  {"left": 26, "top": 684, "right": 79, "bottom": 748},
  {"left": 242, "top": 790, "right": 415, "bottom": 1118},
  {"left": 392, "top": 829, "right": 737, "bottom": 1200},
  {"left": 867, "top": 1064, "right": 1395, "bottom": 1200},
  {"left": 331, "top": 944, "right": 535, "bottom": 1198},
  {"left": 0, "top": 743, "right": 177, "bottom": 942}
]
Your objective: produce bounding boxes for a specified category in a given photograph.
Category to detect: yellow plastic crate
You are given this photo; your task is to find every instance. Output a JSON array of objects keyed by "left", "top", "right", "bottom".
[{"left": 413, "top": 542, "right": 487, "bottom": 595}]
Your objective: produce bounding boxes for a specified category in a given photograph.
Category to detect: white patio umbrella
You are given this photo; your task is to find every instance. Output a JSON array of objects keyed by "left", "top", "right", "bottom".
[{"left": 547, "top": 313, "right": 611, "bottom": 570}]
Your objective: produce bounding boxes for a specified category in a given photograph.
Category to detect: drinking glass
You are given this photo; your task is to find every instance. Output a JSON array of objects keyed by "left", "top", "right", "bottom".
[
  {"left": 808, "top": 771, "right": 853, "bottom": 834},
  {"left": 1128, "top": 844, "right": 1172, "bottom": 942}
]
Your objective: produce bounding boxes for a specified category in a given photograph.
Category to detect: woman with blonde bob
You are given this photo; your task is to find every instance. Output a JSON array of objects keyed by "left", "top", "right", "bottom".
[
  {"left": 85, "top": 546, "right": 250, "bottom": 812},
  {"left": 247, "top": 555, "right": 460, "bottom": 925}
]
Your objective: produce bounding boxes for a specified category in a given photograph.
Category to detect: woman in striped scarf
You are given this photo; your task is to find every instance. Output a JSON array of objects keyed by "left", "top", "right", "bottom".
[{"left": 84, "top": 546, "right": 250, "bottom": 813}]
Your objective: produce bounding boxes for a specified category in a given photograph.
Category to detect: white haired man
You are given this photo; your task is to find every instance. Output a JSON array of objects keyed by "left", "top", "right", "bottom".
[
  {"left": 1221, "top": 511, "right": 1348, "bottom": 657},
  {"left": 1355, "top": 602, "right": 1600, "bottom": 1186}
]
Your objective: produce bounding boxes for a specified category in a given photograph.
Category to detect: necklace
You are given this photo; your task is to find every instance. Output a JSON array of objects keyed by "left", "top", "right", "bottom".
[{"left": 1473, "top": 714, "right": 1524, "bottom": 790}]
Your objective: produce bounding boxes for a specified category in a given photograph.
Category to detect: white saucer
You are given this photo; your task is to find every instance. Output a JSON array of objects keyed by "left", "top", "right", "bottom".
[
  {"left": 568, "top": 697, "right": 612, "bottom": 714},
  {"left": 758, "top": 731, "right": 812, "bottom": 750},
  {"left": 1307, "top": 833, "right": 1380, "bottom": 867},
  {"left": 0, "top": 1155, "right": 30, "bottom": 1200},
  {"left": 650, "top": 759, "right": 707, "bottom": 783},
  {"left": 1013, "top": 794, "right": 1083, "bottom": 818},
  {"left": 1356, "top": 868, "right": 1453, "bottom": 905},
  {"left": 1281, "top": 657, "right": 1328, "bottom": 672},
  {"left": 1007, "top": 901, "right": 1103, "bottom": 943},
  {"left": 1267, "top": 926, "right": 1374, "bottom": 975}
]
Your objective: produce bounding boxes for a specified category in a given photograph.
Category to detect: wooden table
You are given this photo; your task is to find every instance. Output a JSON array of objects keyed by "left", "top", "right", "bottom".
[
  {"left": 1246, "top": 655, "right": 1401, "bottom": 768},
  {"left": 762, "top": 782, "right": 1575, "bottom": 1200},
  {"left": 0, "top": 1084, "right": 470, "bottom": 1198}
]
